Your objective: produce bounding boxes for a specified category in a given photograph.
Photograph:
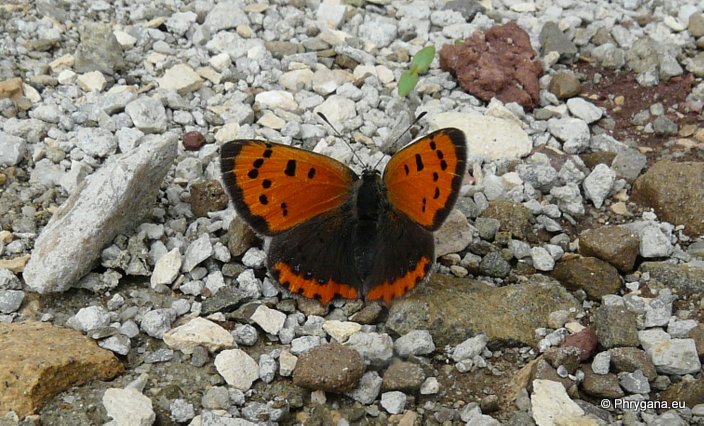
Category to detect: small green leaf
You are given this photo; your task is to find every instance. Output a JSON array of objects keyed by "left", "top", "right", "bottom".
[
  {"left": 398, "top": 70, "right": 419, "bottom": 97},
  {"left": 411, "top": 45, "right": 436, "bottom": 74}
]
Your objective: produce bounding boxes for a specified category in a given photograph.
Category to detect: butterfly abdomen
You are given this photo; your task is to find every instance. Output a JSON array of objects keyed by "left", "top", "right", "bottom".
[{"left": 353, "top": 172, "right": 387, "bottom": 282}]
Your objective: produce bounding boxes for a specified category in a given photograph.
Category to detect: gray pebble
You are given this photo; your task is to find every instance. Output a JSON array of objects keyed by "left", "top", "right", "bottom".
[{"left": 140, "top": 308, "right": 175, "bottom": 338}]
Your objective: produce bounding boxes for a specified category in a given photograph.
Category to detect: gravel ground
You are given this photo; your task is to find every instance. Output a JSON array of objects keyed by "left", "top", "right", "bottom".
[{"left": 1, "top": 0, "right": 704, "bottom": 425}]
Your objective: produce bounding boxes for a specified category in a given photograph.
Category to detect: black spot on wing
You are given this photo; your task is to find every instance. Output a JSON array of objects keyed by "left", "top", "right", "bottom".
[
  {"left": 285, "top": 160, "right": 297, "bottom": 176},
  {"left": 253, "top": 158, "right": 264, "bottom": 168},
  {"left": 415, "top": 154, "right": 424, "bottom": 172},
  {"left": 262, "top": 179, "right": 272, "bottom": 188},
  {"left": 308, "top": 167, "right": 316, "bottom": 179},
  {"left": 259, "top": 194, "right": 268, "bottom": 205},
  {"left": 248, "top": 169, "right": 258, "bottom": 179}
]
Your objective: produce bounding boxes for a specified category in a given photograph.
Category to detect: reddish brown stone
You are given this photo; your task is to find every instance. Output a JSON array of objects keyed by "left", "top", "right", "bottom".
[
  {"left": 182, "top": 131, "right": 206, "bottom": 151},
  {"left": 439, "top": 22, "right": 543, "bottom": 110},
  {"left": 561, "top": 327, "right": 597, "bottom": 361}
]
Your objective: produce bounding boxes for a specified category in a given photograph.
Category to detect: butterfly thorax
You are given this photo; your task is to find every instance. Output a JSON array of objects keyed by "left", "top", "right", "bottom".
[{"left": 353, "top": 170, "right": 387, "bottom": 280}]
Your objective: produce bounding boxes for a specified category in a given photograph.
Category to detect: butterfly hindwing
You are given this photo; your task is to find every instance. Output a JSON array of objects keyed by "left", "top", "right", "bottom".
[
  {"left": 383, "top": 128, "right": 467, "bottom": 231},
  {"left": 268, "top": 209, "right": 361, "bottom": 304},
  {"left": 363, "top": 209, "right": 434, "bottom": 305},
  {"left": 221, "top": 140, "right": 358, "bottom": 235}
]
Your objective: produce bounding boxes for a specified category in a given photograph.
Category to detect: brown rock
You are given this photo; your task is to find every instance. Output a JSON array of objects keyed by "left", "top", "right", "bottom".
[
  {"left": 609, "top": 347, "right": 657, "bottom": 380},
  {"left": 581, "top": 366, "right": 624, "bottom": 399},
  {"left": 292, "top": 344, "right": 365, "bottom": 393},
  {"left": 561, "top": 327, "right": 597, "bottom": 361},
  {"left": 439, "top": 22, "right": 543, "bottom": 110},
  {"left": 631, "top": 160, "right": 704, "bottom": 237},
  {"left": 639, "top": 261, "right": 704, "bottom": 295},
  {"left": 182, "top": 131, "right": 205, "bottom": 151},
  {"left": 480, "top": 200, "right": 536, "bottom": 242},
  {"left": 594, "top": 305, "right": 640, "bottom": 349},
  {"left": 190, "top": 179, "right": 229, "bottom": 217},
  {"left": 386, "top": 274, "right": 581, "bottom": 347},
  {"left": 533, "top": 358, "right": 575, "bottom": 391},
  {"left": 0, "top": 321, "right": 124, "bottom": 417},
  {"left": 551, "top": 257, "right": 622, "bottom": 300},
  {"left": 547, "top": 70, "right": 582, "bottom": 99},
  {"left": 544, "top": 347, "right": 581, "bottom": 373},
  {"left": 349, "top": 303, "right": 383, "bottom": 325},
  {"left": 579, "top": 152, "right": 617, "bottom": 170},
  {"left": 659, "top": 379, "right": 704, "bottom": 407},
  {"left": 0, "top": 77, "right": 24, "bottom": 102},
  {"left": 689, "top": 13, "right": 704, "bottom": 38},
  {"left": 382, "top": 360, "right": 426, "bottom": 391},
  {"left": 688, "top": 324, "right": 704, "bottom": 357},
  {"left": 226, "top": 215, "right": 258, "bottom": 257},
  {"left": 578, "top": 226, "right": 640, "bottom": 272}
]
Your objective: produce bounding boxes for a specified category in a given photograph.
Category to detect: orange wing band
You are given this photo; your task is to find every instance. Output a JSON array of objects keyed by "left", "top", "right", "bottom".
[
  {"left": 366, "top": 257, "right": 431, "bottom": 305},
  {"left": 221, "top": 141, "right": 356, "bottom": 235},
  {"left": 272, "top": 262, "right": 359, "bottom": 305},
  {"left": 383, "top": 129, "right": 467, "bottom": 230}
]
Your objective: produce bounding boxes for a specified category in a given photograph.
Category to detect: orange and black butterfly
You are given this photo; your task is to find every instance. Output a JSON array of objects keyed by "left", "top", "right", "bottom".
[{"left": 220, "top": 128, "right": 467, "bottom": 305}]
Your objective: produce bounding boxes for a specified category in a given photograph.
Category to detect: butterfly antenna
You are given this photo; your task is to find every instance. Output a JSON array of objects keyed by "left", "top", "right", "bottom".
[
  {"left": 317, "top": 112, "right": 367, "bottom": 168},
  {"left": 371, "top": 111, "right": 428, "bottom": 170}
]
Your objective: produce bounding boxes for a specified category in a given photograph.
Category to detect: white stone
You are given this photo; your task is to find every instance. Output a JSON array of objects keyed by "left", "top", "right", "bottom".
[
  {"left": 279, "top": 350, "right": 298, "bottom": 377},
  {"left": 125, "top": 97, "right": 167, "bottom": 134},
  {"left": 380, "top": 391, "right": 407, "bottom": 414},
  {"left": 316, "top": 2, "right": 347, "bottom": 28},
  {"left": 214, "top": 122, "right": 240, "bottom": 143},
  {"left": 257, "top": 111, "right": 285, "bottom": 129},
  {"left": 215, "top": 349, "right": 260, "bottom": 391},
  {"left": 77, "top": 71, "right": 107, "bottom": 92},
  {"left": 322, "top": 320, "right": 362, "bottom": 343},
  {"left": 531, "top": 379, "right": 586, "bottom": 426},
  {"left": 241, "top": 247, "right": 266, "bottom": 268},
  {"left": 157, "top": 64, "right": 203, "bottom": 95},
  {"left": 113, "top": 30, "right": 137, "bottom": 48},
  {"left": 151, "top": 248, "right": 181, "bottom": 287},
  {"left": 0, "top": 132, "right": 26, "bottom": 166},
  {"left": 428, "top": 112, "right": 531, "bottom": 163},
  {"left": 67, "top": 306, "right": 111, "bottom": 332},
  {"left": 209, "top": 53, "right": 232, "bottom": 72},
  {"left": 163, "top": 317, "right": 235, "bottom": 354},
  {"left": 279, "top": 69, "right": 314, "bottom": 92},
  {"left": 530, "top": 247, "right": 555, "bottom": 271},
  {"left": 566, "top": 98, "right": 603, "bottom": 123},
  {"left": 312, "top": 69, "right": 354, "bottom": 95},
  {"left": 591, "top": 351, "right": 611, "bottom": 374},
  {"left": 647, "top": 338, "right": 701, "bottom": 375},
  {"left": 255, "top": 90, "right": 298, "bottom": 111},
  {"left": 394, "top": 329, "right": 436, "bottom": 356},
  {"left": 181, "top": 233, "right": 213, "bottom": 272},
  {"left": 452, "top": 334, "right": 488, "bottom": 362},
  {"left": 639, "top": 225, "right": 673, "bottom": 258},
  {"left": 548, "top": 116, "right": 591, "bottom": 154},
  {"left": 420, "top": 377, "right": 440, "bottom": 394},
  {"left": 312, "top": 95, "right": 356, "bottom": 127},
  {"left": 22, "top": 132, "right": 165, "bottom": 291},
  {"left": 346, "top": 332, "right": 393, "bottom": 366},
  {"left": 57, "top": 69, "right": 77, "bottom": 85},
  {"left": 73, "top": 127, "right": 118, "bottom": 158},
  {"left": 250, "top": 304, "right": 287, "bottom": 335},
  {"left": 103, "top": 387, "right": 155, "bottom": 426},
  {"left": 583, "top": 164, "right": 616, "bottom": 208}
]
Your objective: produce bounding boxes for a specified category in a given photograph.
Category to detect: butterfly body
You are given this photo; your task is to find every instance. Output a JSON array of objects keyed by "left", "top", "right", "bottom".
[{"left": 221, "top": 128, "right": 467, "bottom": 305}]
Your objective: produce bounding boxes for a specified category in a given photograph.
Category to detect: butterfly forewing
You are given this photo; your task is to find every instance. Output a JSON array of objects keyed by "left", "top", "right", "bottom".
[
  {"left": 383, "top": 128, "right": 467, "bottom": 231},
  {"left": 221, "top": 140, "right": 358, "bottom": 235}
]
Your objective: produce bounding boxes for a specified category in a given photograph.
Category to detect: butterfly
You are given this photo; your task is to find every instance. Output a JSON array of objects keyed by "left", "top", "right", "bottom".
[{"left": 220, "top": 128, "right": 467, "bottom": 305}]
